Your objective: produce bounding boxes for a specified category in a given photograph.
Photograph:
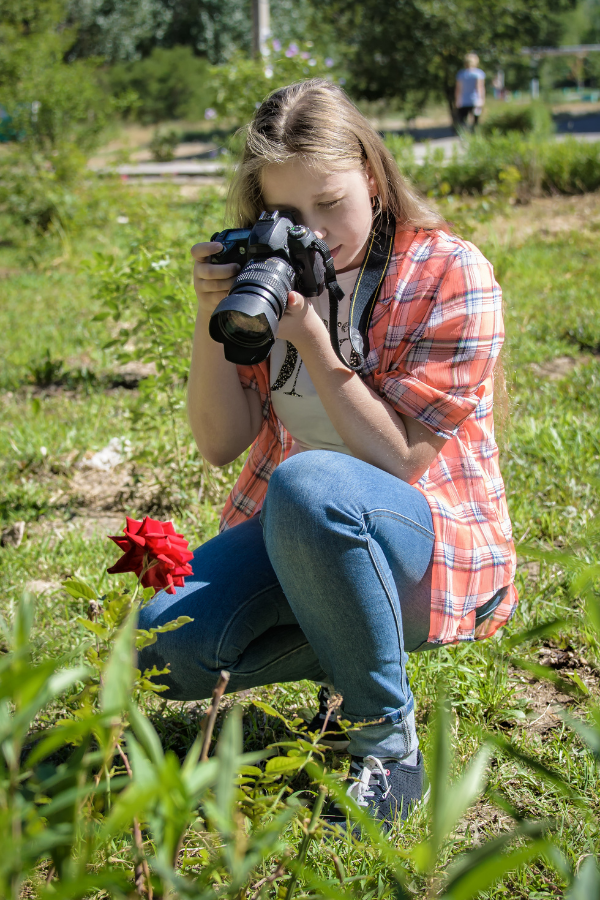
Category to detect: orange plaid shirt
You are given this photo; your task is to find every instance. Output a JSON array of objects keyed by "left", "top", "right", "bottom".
[{"left": 219, "top": 227, "right": 518, "bottom": 645}]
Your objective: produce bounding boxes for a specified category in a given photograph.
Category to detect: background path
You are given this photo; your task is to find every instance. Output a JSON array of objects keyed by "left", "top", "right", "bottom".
[{"left": 89, "top": 109, "right": 600, "bottom": 179}]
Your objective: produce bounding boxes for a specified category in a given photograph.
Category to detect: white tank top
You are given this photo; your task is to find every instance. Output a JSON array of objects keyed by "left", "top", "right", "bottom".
[{"left": 270, "top": 267, "right": 360, "bottom": 456}]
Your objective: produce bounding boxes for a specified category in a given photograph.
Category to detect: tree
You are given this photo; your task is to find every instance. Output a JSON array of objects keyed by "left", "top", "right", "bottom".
[
  {"left": 318, "top": 0, "right": 577, "bottom": 121},
  {"left": 65, "top": 0, "right": 339, "bottom": 65}
]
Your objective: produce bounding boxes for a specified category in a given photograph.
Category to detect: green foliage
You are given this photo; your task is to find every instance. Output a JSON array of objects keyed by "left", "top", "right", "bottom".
[
  {"left": 62, "top": 574, "right": 191, "bottom": 702},
  {"left": 88, "top": 235, "right": 198, "bottom": 506},
  {"left": 66, "top": 0, "right": 339, "bottom": 67},
  {"left": 0, "top": 20, "right": 116, "bottom": 154},
  {"left": 386, "top": 132, "right": 600, "bottom": 199},
  {"left": 0, "top": 1, "right": 123, "bottom": 232},
  {"left": 149, "top": 126, "right": 181, "bottom": 162},
  {"left": 3, "top": 176, "right": 600, "bottom": 896},
  {"left": 67, "top": 0, "right": 252, "bottom": 64},
  {"left": 0, "top": 589, "right": 553, "bottom": 898},
  {"left": 317, "top": 0, "right": 576, "bottom": 118},
  {"left": 209, "top": 42, "right": 340, "bottom": 126},
  {"left": 480, "top": 102, "right": 554, "bottom": 138},
  {"left": 108, "top": 46, "right": 213, "bottom": 123},
  {"left": 0, "top": 149, "right": 81, "bottom": 233}
]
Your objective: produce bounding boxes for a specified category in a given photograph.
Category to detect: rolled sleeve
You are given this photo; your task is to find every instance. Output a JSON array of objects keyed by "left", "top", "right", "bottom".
[{"left": 377, "top": 248, "right": 504, "bottom": 440}]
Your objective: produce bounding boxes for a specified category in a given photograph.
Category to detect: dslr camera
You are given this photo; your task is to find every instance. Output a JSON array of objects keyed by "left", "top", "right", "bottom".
[{"left": 209, "top": 210, "right": 328, "bottom": 365}]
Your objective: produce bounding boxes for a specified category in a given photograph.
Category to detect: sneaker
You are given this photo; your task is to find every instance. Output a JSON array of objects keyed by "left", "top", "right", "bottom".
[
  {"left": 298, "top": 686, "right": 350, "bottom": 751},
  {"left": 324, "top": 752, "right": 429, "bottom": 835}
]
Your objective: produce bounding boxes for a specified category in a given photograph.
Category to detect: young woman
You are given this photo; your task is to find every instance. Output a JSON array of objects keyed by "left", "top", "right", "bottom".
[{"left": 138, "top": 79, "right": 517, "bottom": 830}]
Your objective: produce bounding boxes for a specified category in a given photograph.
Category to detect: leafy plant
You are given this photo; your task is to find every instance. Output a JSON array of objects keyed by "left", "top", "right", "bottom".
[
  {"left": 208, "top": 41, "right": 339, "bottom": 126},
  {"left": 385, "top": 131, "right": 600, "bottom": 200},
  {"left": 480, "top": 102, "right": 554, "bottom": 138},
  {"left": 150, "top": 126, "right": 181, "bottom": 162},
  {"left": 108, "top": 46, "right": 213, "bottom": 123}
]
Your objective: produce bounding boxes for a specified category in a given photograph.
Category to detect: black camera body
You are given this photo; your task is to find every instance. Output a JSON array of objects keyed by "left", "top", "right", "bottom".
[{"left": 209, "top": 211, "right": 326, "bottom": 365}]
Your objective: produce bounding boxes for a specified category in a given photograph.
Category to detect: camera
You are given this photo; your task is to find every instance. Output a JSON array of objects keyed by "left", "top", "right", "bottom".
[{"left": 208, "top": 211, "right": 327, "bottom": 365}]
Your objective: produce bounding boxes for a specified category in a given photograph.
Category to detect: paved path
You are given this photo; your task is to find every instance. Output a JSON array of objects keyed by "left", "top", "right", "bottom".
[{"left": 89, "top": 110, "right": 600, "bottom": 179}]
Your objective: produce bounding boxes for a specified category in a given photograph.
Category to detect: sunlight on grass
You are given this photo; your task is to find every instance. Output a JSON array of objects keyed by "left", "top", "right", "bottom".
[{"left": 1, "top": 181, "right": 599, "bottom": 898}]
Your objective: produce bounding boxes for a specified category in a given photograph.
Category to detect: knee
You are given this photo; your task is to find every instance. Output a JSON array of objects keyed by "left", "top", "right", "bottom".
[
  {"left": 262, "top": 451, "right": 354, "bottom": 559},
  {"left": 265, "top": 450, "right": 344, "bottom": 520}
]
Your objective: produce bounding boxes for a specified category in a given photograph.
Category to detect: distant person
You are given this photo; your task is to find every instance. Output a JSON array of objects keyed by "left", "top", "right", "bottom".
[{"left": 455, "top": 53, "right": 486, "bottom": 131}]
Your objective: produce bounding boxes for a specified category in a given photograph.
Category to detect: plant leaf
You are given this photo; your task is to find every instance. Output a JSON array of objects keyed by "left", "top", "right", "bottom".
[
  {"left": 62, "top": 579, "right": 97, "bottom": 601},
  {"left": 566, "top": 855, "right": 600, "bottom": 900}
]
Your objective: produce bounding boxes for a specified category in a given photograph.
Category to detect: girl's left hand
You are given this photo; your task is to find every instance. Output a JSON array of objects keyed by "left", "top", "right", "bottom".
[{"left": 276, "top": 291, "right": 324, "bottom": 346}]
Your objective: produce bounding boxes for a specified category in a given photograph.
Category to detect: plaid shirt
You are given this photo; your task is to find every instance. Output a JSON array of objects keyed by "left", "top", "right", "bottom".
[{"left": 219, "top": 227, "right": 518, "bottom": 645}]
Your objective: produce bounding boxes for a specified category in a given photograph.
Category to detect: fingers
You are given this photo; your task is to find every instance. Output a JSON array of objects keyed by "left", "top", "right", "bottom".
[
  {"left": 190, "top": 241, "right": 222, "bottom": 261},
  {"left": 194, "top": 261, "right": 239, "bottom": 291},
  {"left": 286, "top": 291, "right": 306, "bottom": 312}
]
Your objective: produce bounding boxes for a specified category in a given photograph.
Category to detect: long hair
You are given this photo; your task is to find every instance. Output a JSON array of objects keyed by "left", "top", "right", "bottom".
[{"left": 227, "top": 79, "right": 446, "bottom": 231}]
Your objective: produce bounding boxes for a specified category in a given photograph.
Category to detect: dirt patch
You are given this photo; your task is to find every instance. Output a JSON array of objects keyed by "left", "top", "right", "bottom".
[
  {"left": 510, "top": 641, "right": 597, "bottom": 738},
  {"left": 516, "top": 558, "right": 541, "bottom": 581},
  {"left": 474, "top": 192, "right": 600, "bottom": 245},
  {"left": 529, "top": 355, "right": 592, "bottom": 381},
  {"left": 69, "top": 466, "right": 133, "bottom": 511},
  {"left": 25, "top": 579, "right": 63, "bottom": 596}
]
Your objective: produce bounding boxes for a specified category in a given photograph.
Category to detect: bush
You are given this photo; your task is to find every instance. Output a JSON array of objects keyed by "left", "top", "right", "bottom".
[
  {"left": 480, "top": 102, "right": 554, "bottom": 138},
  {"left": 0, "top": 148, "right": 82, "bottom": 233},
  {"left": 149, "top": 126, "right": 181, "bottom": 161},
  {"left": 108, "top": 45, "right": 213, "bottom": 123},
  {"left": 209, "top": 41, "right": 340, "bottom": 126},
  {"left": 0, "top": 16, "right": 127, "bottom": 237},
  {"left": 386, "top": 131, "right": 600, "bottom": 200}
]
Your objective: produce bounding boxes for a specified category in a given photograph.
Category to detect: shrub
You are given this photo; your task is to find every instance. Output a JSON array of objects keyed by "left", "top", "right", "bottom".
[
  {"left": 0, "top": 17, "right": 122, "bottom": 235},
  {"left": 107, "top": 45, "right": 213, "bottom": 123},
  {"left": 209, "top": 41, "right": 340, "bottom": 126},
  {"left": 0, "top": 148, "right": 81, "bottom": 233},
  {"left": 480, "top": 102, "right": 554, "bottom": 138},
  {"left": 541, "top": 136, "right": 600, "bottom": 194},
  {"left": 386, "top": 131, "right": 600, "bottom": 200},
  {"left": 149, "top": 126, "right": 181, "bottom": 161}
]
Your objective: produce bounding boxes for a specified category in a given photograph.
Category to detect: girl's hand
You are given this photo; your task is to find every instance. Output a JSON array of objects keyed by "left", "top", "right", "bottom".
[
  {"left": 191, "top": 241, "right": 240, "bottom": 319},
  {"left": 277, "top": 290, "right": 324, "bottom": 346}
]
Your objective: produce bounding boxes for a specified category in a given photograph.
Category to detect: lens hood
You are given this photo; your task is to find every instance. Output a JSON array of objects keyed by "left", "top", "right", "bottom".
[{"left": 209, "top": 292, "right": 280, "bottom": 365}]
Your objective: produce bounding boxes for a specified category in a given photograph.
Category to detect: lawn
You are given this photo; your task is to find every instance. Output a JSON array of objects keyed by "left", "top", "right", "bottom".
[{"left": 1, "top": 178, "right": 600, "bottom": 898}]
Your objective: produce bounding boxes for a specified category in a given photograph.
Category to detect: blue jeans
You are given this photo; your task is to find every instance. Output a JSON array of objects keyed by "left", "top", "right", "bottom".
[{"left": 138, "top": 451, "right": 435, "bottom": 759}]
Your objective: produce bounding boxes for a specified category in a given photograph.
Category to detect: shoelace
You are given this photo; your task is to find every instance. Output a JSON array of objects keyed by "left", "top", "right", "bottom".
[{"left": 346, "top": 756, "right": 391, "bottom": 807}]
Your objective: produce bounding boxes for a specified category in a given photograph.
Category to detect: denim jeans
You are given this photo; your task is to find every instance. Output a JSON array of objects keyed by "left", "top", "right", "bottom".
[{"left": 138, "top": 451, "right": 435, "bottom": 760}]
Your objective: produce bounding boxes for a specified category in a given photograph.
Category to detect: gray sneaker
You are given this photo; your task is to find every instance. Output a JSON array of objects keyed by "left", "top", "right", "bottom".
[{"left": 324, "top": 751, "right": 430, "bottom": 835}]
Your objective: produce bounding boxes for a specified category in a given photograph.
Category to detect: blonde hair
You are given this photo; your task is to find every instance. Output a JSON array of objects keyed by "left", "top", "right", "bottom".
[
  {"left": 465, "top": 53, "right": 479, "bottom": 68},
  {"left": 227, "top": 79, "right": 446, "bottom": 231}
]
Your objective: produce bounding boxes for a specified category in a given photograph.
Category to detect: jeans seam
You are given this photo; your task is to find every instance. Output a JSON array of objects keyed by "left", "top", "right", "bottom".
[
  {"left": 362, "top": 529, "right": 404, "bottom": 657},
  {"left": 230, "top": 641, "right": 315, "bottom": 678},
  {"left": 214, "top": 582, "right": 283, "bottom": 668},
  {"left": 363, "top": 508, "right": 435, "bottom": 540}
]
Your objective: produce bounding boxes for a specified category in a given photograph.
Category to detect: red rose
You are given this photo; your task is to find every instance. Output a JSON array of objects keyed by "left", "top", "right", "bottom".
[{"left": 107, "top": 516, "right": 194, "bottom": 595}]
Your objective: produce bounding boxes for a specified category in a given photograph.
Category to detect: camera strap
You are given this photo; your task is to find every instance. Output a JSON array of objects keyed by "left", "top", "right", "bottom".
[{"left": 313, "top": 211, "right": 396, "bottom": 371}]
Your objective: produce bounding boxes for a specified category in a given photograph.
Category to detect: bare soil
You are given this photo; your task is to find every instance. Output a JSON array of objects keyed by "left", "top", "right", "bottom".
[{"left": 473, "top": 191, "right": 600, "bottom": 245}]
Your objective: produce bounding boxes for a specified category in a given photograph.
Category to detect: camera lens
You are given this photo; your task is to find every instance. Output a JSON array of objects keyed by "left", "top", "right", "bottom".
[
  {"left": 219, "top": 310, "right": 271, "bottom": 346},
  {"left": 209, "top": 256, "right": 295, "bottom": 364}
]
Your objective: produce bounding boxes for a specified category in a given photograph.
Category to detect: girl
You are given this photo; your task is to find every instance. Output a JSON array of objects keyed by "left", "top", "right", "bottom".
[{"left": 138, "top": 79, "right": 517, "bottom": 830}]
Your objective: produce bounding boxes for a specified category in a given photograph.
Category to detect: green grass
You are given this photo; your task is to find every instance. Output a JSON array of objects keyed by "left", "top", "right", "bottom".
[{"left": 1, "top": 181, "right": 600, "bottom": 897}]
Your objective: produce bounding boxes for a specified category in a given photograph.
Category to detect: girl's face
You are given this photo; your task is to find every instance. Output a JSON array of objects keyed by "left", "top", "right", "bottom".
[{"left": 261, "top": 158, "right": 378, "bottom": 273}]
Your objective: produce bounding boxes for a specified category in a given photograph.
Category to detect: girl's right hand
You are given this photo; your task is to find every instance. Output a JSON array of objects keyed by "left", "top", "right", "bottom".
[{"left": 191, "top": 241, "right": 241, "bottom": 318}]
